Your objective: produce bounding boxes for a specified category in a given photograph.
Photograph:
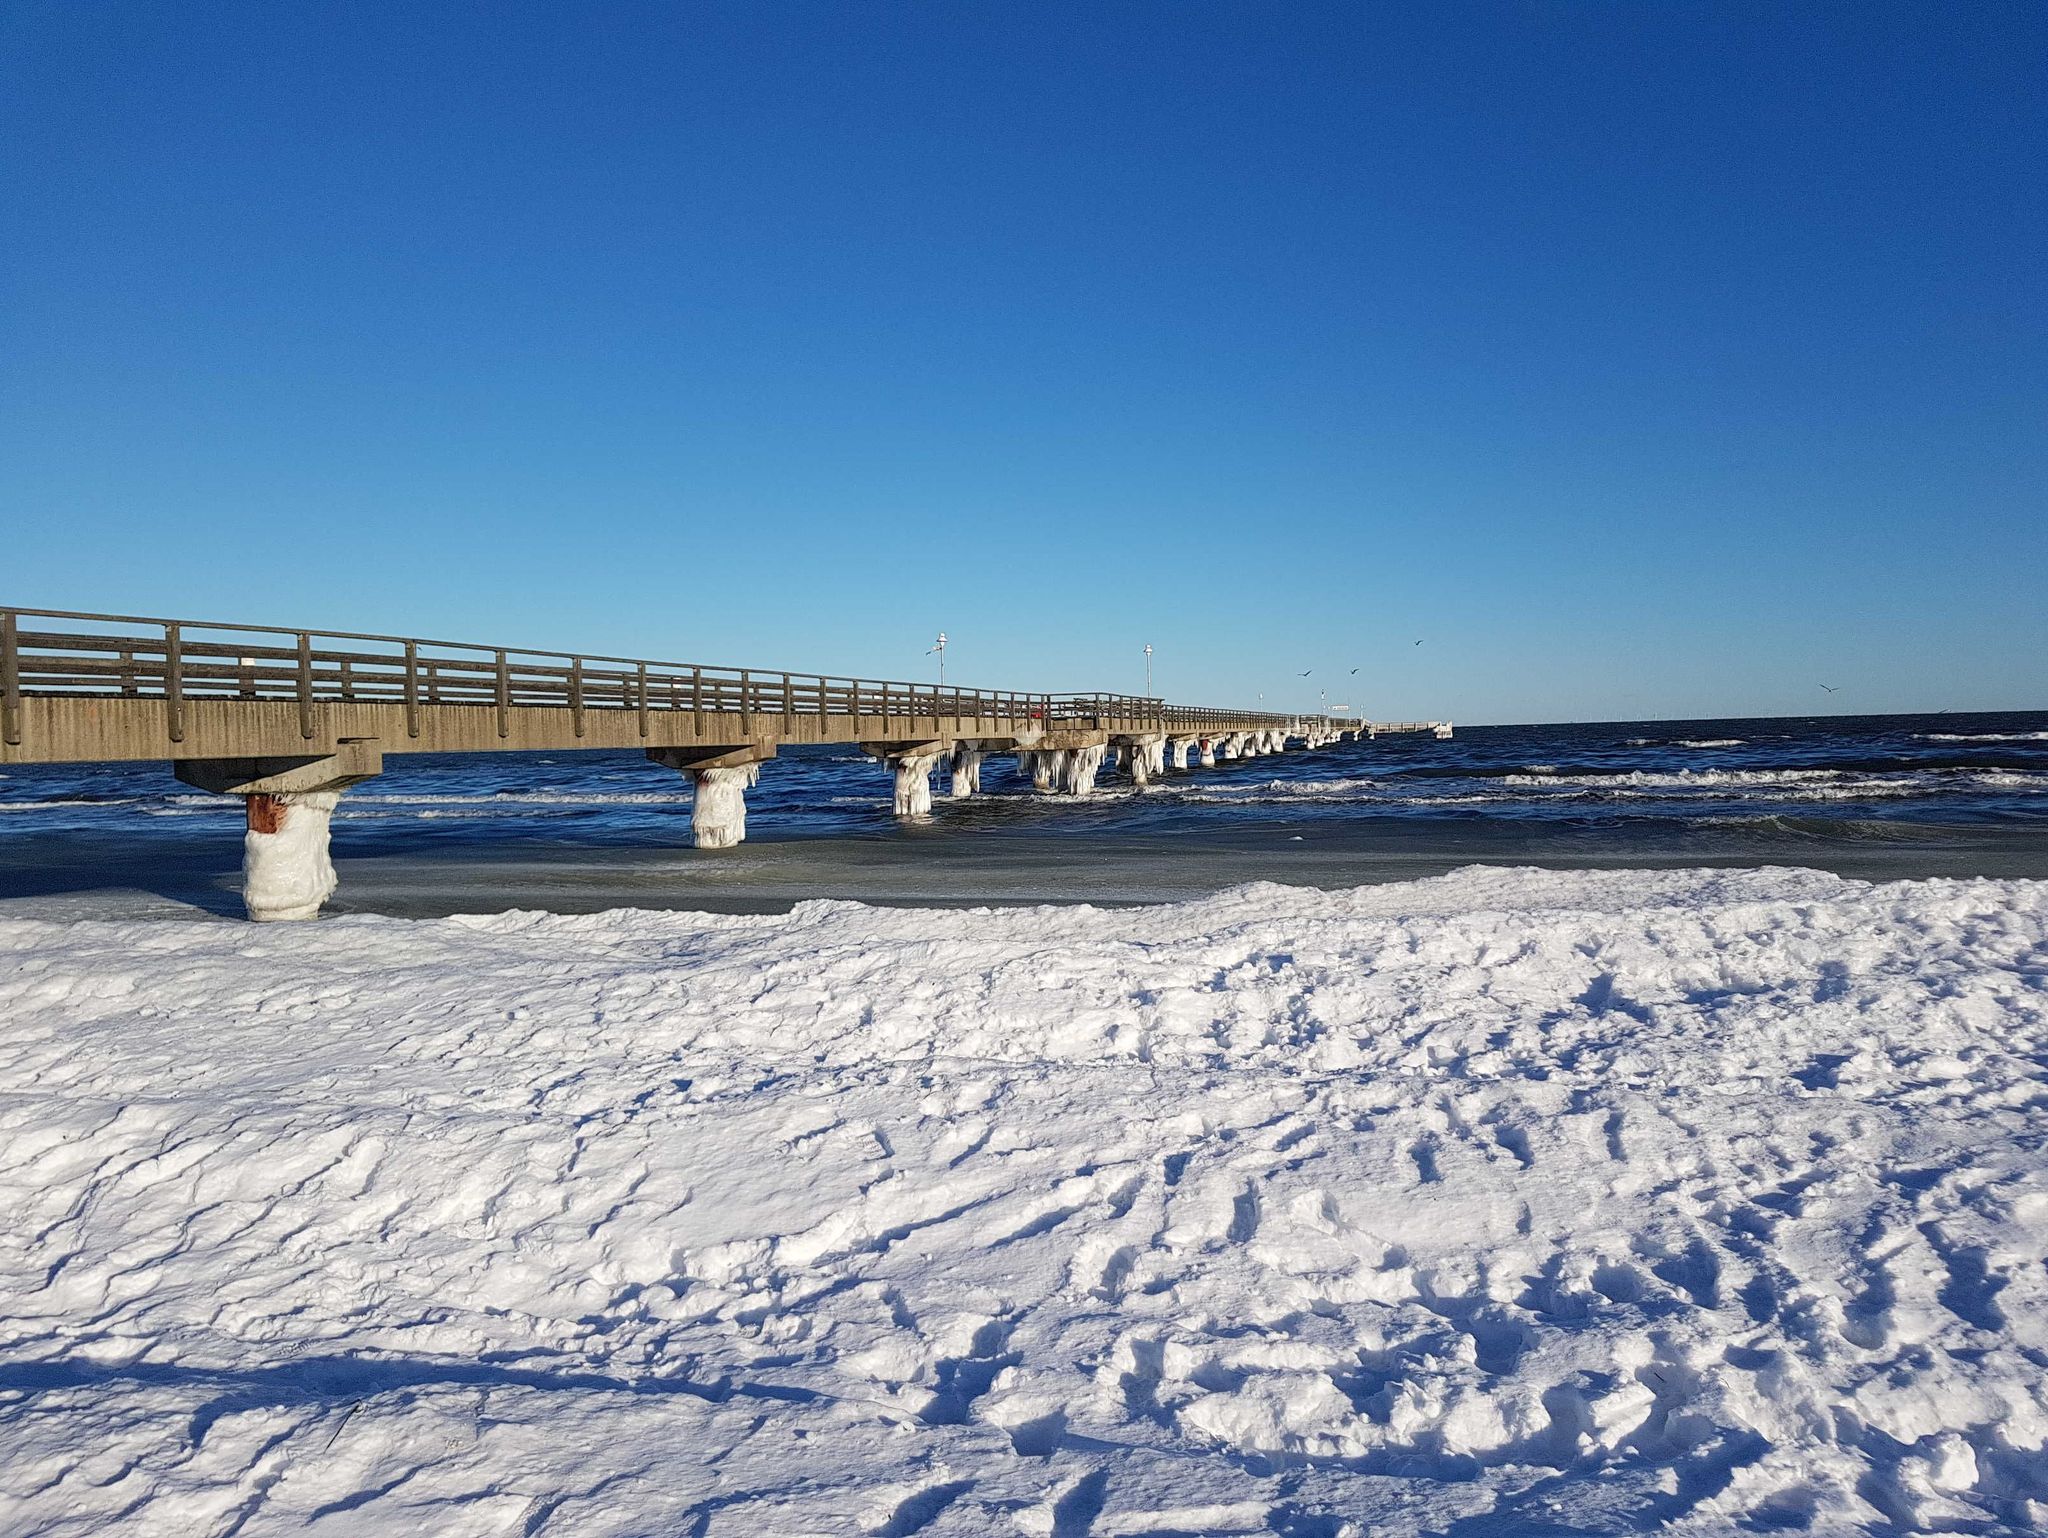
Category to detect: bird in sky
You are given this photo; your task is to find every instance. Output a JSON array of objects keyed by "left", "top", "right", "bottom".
[
  {"left": 1414, "top": 640, "right": 1424, "bottom": 647},
  {"left": 1298, "top": 669, "right": 1312, "bottom": 677},
  {"left": 1819, "top": 683, "right": 1838, "bottom": 694},
  {"left": 1349, "top": 667, "right": 1360, "bottom": 675}
]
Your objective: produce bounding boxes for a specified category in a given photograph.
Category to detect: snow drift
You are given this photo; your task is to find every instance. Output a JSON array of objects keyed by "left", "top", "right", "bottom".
[{"left": 2, "top": 867, "right": 2046, "bottom": 1535}]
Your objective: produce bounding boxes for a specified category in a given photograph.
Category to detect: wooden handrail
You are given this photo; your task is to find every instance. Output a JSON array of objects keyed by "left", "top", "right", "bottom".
[{"left": 0, "top": 604, "right": 1351, "bottom": 737}]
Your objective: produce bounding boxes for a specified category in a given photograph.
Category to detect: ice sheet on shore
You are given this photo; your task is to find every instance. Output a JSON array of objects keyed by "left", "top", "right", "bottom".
[{"left": 2, "top": 867, "right": 2046, "bottom": 1535}]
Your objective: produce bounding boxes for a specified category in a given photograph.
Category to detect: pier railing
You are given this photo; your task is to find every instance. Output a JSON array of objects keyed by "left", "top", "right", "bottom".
[{"left": 1, "top": 607, "right": 1322, "bottom": 747}]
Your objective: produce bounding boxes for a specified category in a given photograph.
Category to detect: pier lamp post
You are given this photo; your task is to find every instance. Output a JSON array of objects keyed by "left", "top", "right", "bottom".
[
  {"left": 928, "top": 631, "right": 948, "bottom": 689},
  {"left": 1144, "top": 643, "right": 1153, "bottom": 696}
]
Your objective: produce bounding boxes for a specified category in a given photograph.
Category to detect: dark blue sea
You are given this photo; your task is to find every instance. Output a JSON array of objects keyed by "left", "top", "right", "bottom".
[{"left": 3, "top": 710, "right": 2045, "bottom": 917}]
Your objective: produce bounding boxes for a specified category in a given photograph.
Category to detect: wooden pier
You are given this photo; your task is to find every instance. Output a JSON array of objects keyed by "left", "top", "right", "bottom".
[{"left": 1, "top": 606, "right": 1406, "bottom": 919}]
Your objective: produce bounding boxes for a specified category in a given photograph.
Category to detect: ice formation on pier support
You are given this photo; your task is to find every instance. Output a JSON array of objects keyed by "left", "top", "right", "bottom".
[
  {"left": 689, "top": 764, "right": 760, "bottom": 849},
  {"left": 1199, "top": 738, "right": 1218, "bottom": 767},
  {"left": 173, "top": 742, "right": 385, "bottom": 922},
  {"left": 1027, "top": 751, "right": 1054, "bottom": 791},
  {"left": 949, "top": 746, "right": 983, "bottom": 798},
  {"left": 1059, "top": 744, "right": 1106, "bottom": 796},
  {"left": 1168, "top": 737, "right": 1197, "bottom": 770},
  {"left": 242, "top": 792, "right": 342, "bottom": 922},
  {"left": 1214, "top": 736, "right": 1236, "bottom": 761},
  {"left": 1124, "top": 736, "right": 1167, "bottom": 787},
  {"left": 890, "top": 751, "right": 943, "bottom": 817}
]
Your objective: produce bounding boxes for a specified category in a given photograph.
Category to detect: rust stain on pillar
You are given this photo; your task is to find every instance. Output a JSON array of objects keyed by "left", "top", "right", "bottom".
[{"left": 246, "top": 793, "right": 286, "bottom": 835}]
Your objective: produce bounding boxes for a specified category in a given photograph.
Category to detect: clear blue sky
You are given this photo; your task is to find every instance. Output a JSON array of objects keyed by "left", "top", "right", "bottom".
[{"left": 4, "top": 2, "right": 2042, "bottom": 724}]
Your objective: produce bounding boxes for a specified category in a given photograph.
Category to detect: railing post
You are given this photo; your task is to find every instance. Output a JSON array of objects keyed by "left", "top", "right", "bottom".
[
  {"left": 692, "top": 666, "right": 703, "bottom": 734},
  {"left": 570, "top": 657, "right": 585, "bottom": 738},
  {"left": 404, "top": 641, "right": 420, "bottom": 738},
  {"left": 297, "top": 632, "right": 315, "bottom": 739},
  {"left": 118, "top": 646, "right": 137, "bottom": 698},
  {"left": 0, "top": 610, "right": 18, "bottom": 747},
  {"left": 495, "top": 649, "right": 510, "bottom": 739},
  {"left": 637, "top": 662, "right": 649, "bottom": 738},
  {"left": 165, "top": 622, "right": 185, "bottom": 744},
  {"left": 817, "top": 675, "right": 828, "bottom": 732},
  {"left": 741, "top": 668, "right": 754, "bottom": 736},
  {"left": 782, "top": 671, "right": 794, "bottom": 733}
]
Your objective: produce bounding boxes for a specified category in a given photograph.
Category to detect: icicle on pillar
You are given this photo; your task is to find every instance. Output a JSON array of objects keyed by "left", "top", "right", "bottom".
[
  {"left": 1199, "top": 737, "right": 1218, "bottom": 767},
  {"left": 1029, "top": 751, "right": 1053, "bottom": 791},
  {"left": 173, "top": 743, "right": 385, "bottom": 922},
  {"left": 1169, "top": 737, "right": 1197, "bottom": 770}
]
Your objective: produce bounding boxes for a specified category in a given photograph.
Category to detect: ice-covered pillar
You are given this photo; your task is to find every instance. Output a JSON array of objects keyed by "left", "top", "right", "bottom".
[
  {"left": 242, "top": 791, "right": 342, "bottom": 922},
  {"left": 174, "top": 743, "right": 385, "bottom": 922},
  {"left": 891, "top": 751, "right": 943, "bottom": 817},
  {"left": 950, "top": 745, "right": 983, "bottom": 798},
  {"left": 647, "top": 745, "right": 777, "bottom": 849},
  {"left": 1028, "top": 751, "right": 1054, "bottom": 791},
  {"left": 1131, "top": 737, "right": 1166, "bottom": 785},
  {"left": 1061, "top": 743, "right": 1106, "bottom": 796},
  {"left": 689, "top": 764, "right": 760, "bottom": 849},
  {"left": 1168, "top": 737, "right": 1196, "bottom": 770},
  {"left": 1199, "top": 738, "right": 1218, "bottom": 767}
]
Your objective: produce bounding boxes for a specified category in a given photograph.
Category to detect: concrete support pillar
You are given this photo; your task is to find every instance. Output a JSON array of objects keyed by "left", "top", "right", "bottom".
[
  {"left": 1029, "top": 751, "right": 1053, "bottom": 791},
  {"left": 1061, "top": 744, "right": 1106, "bottom": 797},
  {"left": 1215, "top": 735, "right": 1236, "bottom": 761},
  {"left": 242, "top": 791, "right": 342, "bottom": 922},
  {"left": 647, "top": 745, "right": 777, "bottom": 849},
  {"left": 1199, "top": 738, "right": 1218, "bottom": 768},
  {"left": 891, "top": 750, "right": 943, "bottom": 818},
  {"left": 174, "top": 743, "right": 383, "bottom": 922},
  {"left": 1169, "top": 737, "right": 1197, "bottom": 770},
  {"left": 950, "top": 745, "right": 983, "bottom": 798},
  {"left": 1126, "top": 736, "right": 1166, "bottom": 787},
  {"left": 689, "top": 765, "right": 759, "bottom": 849}
]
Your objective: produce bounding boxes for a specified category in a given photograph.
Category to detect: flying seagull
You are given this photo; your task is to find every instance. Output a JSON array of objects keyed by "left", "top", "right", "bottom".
[
  {"left": 1819, "top": 683, "right": 1838, "bottom": 694},
  {"left": 1349, "top": 667, "right": 1360, "bottom": 675},
  {"left": 1414, "top": 639, "right": 1424, "bottom": 646},
  {"left": 1299, "top": 669, "right": 1313, "bottom": 677}
]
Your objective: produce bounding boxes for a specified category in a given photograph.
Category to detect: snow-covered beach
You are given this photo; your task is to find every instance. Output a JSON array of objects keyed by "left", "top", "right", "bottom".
[{"left": 4, "top": 866, "right": 2045, "bottom": 1535}]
